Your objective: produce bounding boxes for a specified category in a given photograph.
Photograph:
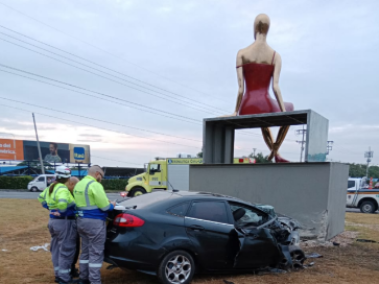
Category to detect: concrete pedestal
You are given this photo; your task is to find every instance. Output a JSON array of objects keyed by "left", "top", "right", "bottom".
[
  {"left": 189, "top": 162, "right": 349, "bottom": 240},
  {"left": 203, "top": 109, "right": 329, "bottom": 164}
]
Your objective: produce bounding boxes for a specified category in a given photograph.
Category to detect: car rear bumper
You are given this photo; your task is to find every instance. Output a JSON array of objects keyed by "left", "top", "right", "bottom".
[{"left": 104, "top": 240, "right": 156, "bottom": 273}]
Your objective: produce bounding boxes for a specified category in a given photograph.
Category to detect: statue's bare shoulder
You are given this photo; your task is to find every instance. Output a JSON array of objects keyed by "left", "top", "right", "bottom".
[{"left": 237, "top": 44, "right": 279, "bottom": 66}]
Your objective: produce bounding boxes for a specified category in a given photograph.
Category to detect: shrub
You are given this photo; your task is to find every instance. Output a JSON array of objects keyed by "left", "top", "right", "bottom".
[
  {"left": 0, "top": 176, "right": 34, "bottom": 189},
  {"left": 101, "top": 179, "right": 129, "bottom": 191}
]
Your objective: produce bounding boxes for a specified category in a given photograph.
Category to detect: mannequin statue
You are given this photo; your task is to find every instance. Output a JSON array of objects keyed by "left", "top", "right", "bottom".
[{"left": 229, "top": 14, "right": 294, "bottom": 163}]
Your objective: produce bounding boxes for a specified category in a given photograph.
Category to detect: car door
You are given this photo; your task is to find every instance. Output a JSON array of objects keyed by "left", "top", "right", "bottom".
[
  {"left": 184, "top": 200, "right": 238, "bottom": 270},
  {"left": 148, "top": 163, "right": 163, "bottom": 188},
  {"left": 229, "top": 202, "right": 282, "bottom": 268},
  {"left": 36, "top": 176, "right": 46, "bottom": 191}
]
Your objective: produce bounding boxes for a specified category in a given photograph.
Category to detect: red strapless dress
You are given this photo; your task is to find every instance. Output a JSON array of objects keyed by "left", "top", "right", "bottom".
[{"left": 237, "top": 60, "right": 294, "bottom": 115}]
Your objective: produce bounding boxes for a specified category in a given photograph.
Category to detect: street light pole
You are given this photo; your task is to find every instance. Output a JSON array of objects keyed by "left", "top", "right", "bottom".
[{"left": 32, "top": 113, "right": 45, "bottom": 174}]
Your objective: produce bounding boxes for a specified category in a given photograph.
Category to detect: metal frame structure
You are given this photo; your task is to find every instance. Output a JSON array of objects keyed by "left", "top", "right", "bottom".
[{"left": 203, "top": 109, "right": 329, "bottom": 164}]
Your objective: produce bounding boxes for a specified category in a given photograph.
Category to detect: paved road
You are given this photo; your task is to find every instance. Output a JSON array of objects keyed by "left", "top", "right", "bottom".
[{"left": 0, "top": 191, "right": 123, "bottom": 201}]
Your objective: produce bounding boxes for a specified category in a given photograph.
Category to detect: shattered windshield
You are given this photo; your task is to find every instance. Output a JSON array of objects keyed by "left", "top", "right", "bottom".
[{"left": 230, "top": 203, "right": 269, "bottom": 227}]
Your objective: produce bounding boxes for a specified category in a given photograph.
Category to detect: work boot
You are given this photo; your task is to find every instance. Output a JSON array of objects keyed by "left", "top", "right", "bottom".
[
  {"left": 76, "top": 279, "right": 90, "bottom": 284},
  {"left": 58, "top": 279, "right": 80, "bottom": 284},
  {"left": 70, "top": 267, "right": 80, "bottom": 278}
]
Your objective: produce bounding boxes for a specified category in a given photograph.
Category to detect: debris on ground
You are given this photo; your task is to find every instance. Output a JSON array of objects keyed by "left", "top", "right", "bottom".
[
  {"left": 30, "top": 243, "right": 49, "bottom": 252},
  {"left": 356, "top": 239, "right": 377, "bottom": 243},
  {"left": 1, "top": 249, "right": 8, "bottom": 252},
  {"left": 301, "top": 231, "right": 359, "bottom": 248},
  {"left": 223, "top": 280, "right": 235, "bottom": 284},
  {"left": 305, "top": 253, "right": 323, "bottom": 259},
  {"left": 303, "top": 262, "right": 315, "bottom": 268}
]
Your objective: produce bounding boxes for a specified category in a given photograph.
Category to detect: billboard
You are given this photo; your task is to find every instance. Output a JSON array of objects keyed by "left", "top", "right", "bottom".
[{"left": 0, "top": 139, "right": 90, "bottom": 164}]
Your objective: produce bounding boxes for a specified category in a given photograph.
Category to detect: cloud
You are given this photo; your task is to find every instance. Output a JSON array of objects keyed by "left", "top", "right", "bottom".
[{"left": 0, "top": 0, "right": 378, "bottom": 167}]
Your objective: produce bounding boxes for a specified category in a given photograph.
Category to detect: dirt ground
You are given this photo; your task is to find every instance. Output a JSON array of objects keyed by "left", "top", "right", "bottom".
[{"left": 1, "top": 199, "right": 379, "bottom": 284}]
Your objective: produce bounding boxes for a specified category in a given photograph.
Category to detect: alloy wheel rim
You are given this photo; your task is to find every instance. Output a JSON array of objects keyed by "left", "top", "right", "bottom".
[
  {"left": 363, "top": 204, "right": 372, "bottom": 212},
  {"left": 165, "top": 255, "right": 191, "bottom": 284}
]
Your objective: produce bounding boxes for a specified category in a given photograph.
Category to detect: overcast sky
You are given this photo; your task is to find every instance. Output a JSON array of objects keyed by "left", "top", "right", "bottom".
[{"left": 0, "top": 0, "right": 378, "bottom": 167}]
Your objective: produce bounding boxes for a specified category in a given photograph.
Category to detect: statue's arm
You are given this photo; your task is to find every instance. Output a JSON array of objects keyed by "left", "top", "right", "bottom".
[
  {"left": 272, "top": 53, "right": 286, "bottom": 112},
  {"left": 233, "top": 51, "right": 244, "bottom": 115}
]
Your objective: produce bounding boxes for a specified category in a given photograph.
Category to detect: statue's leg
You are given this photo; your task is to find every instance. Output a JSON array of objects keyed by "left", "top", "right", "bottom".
[
  {"left": 267, "top": 125, "right": 290, "bottom": 161},
  {"left": 261, "top": 127, "right": 275, "bottom": 161}
]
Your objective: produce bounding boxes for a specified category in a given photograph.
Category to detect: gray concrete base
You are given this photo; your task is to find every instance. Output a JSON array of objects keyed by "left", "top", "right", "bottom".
[{"left": 189, "top": 162, "right": 349, "bottom": 240}]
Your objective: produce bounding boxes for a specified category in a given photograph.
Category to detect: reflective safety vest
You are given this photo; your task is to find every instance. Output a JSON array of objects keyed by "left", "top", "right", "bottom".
[
  {"left": 73, "top": 175, "right": 114, "bottom": 221},
  {"left": 45, "top": 183, "right": 76, "bottom": 218},
  {"left": 38, "top": 187, "right": 49, "bottom": 209}
]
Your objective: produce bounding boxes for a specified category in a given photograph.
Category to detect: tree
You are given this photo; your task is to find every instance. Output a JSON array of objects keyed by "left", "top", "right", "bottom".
[
  {"left": 248, "top": 152, "right": 272, "bottom": 163},
  {"left": 197, "top": 151, "right": 203, "bottom": 158}
]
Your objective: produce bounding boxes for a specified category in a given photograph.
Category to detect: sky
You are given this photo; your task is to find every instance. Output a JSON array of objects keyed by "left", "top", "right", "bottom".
[{"left": 0, "top": 0, "right": 378, "bottom": 167}]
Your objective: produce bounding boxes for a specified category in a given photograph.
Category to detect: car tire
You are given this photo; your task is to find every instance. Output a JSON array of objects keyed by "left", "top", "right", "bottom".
[
  {"left": 128, "top": 187, "right": 147, "bottom": 197},
  {"left": 360, "top": 200, "right": 376, "bottom": 214},
  {"left": 31, "top": 187, "right": 38, "bottom": 192},
  {"left": 158, "top": 250, "right": 195, "bottom": 284}
]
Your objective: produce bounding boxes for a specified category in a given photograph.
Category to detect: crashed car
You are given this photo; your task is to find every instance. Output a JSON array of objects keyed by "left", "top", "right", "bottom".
[{"left": 104, "top": 191, "right": 305, "bottom": 284}]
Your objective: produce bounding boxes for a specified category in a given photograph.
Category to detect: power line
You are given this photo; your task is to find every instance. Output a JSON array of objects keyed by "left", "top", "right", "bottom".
[
  {"left": 0, "top": 104, "right": 200, "bottom": 149},
  {"left": 0, "top": 67, "right": 267, "bottom": 141},
  {"left": 0, "top": 30, "right": 225, "bottom": 115},
  {"left": 0, "top": 25, "right": 228, "bottom": 113},
  {"left": 0, "top": 96, "right": 201, "bottom": 143},
  {"left": 0, "top": 1, "right": 229, "bottom": 103},
  {"left": 0, "top": 64, "right": 201, "bottom": 124}
]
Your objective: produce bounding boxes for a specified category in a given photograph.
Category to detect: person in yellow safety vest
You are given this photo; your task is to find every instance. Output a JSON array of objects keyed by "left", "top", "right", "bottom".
[
  {"left": 38, "top": 176, "right": 81, "bottom": 281},
  {"left": 74, "top": 165, "right": 116, "bottom": 284},
  {"left": 44, "top": 166, "right": 78, "bottom": 284}
]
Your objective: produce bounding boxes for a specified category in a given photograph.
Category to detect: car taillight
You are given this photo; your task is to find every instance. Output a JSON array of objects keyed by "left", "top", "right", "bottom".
[{"left": 113, "top": 213, "right": 145, "bottom": 227}]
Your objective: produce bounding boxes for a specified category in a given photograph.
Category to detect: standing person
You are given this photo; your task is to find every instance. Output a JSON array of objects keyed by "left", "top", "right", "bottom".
[
  {"left": 45, "top": 166, "right": 78, "bottom": 284},
  {"left": 66, "top": 176, "right": 80, "bottom": 279},
  {"left": 38, "top": 176, "right": 80, "bottom": 283},
  {"left": 74, "top": 165, "right": 116, "bottom": 284}
]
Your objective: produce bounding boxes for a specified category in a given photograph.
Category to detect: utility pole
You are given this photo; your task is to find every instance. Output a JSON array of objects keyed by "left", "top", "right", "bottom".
[
  {"left": 32, "top": 113, "right": 45, "bottom": 174},
  {"left": 364, "top": 147, "right": 374, "bottom": 178},
  {"left": 327, "top": 141, "right": 334, "bottom": 155},
  {"left": 296, "top": 125, "right": 306, "bottom": 162},
  {"left": 252, "top": 148, "right": 257, "bottom": 157}
]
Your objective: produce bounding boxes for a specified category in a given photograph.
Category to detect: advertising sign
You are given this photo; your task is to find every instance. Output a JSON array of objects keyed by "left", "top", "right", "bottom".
[
  {"left": 0, "top": 139, "right": 24, "bottom": 161},
  {"left": 0, "top": 139, "right": 90, "bottom": 164}
]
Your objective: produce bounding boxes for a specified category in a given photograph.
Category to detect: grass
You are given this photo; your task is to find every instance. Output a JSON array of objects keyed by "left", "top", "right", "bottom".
[{"left": 1, "top": 201, "right": 379, "bottom": 284}]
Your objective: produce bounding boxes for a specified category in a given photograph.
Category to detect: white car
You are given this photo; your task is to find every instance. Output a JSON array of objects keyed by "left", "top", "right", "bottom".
[
  {"left": 346, "top": 177, "right": 379, "bottom": 213},
  {"left": 27, "top": 174, "right": 55, "bottom": 192}
]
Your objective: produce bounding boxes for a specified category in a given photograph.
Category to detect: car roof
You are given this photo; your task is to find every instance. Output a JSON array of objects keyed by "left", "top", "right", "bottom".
[{"left": 161, "top": 190, "right": 255, "bottom": 206}]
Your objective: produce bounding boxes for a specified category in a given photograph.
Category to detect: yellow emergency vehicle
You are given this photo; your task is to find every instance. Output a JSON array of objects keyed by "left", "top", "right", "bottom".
[{"left": 126, "top": 157, "right": 254, "bottom": 197}]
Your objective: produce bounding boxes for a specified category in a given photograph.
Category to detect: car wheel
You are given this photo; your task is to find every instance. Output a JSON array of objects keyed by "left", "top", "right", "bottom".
[
  {"left": 129, "top": 187, "right": 147, "bottom": 197},
  {"left": 31, "top": 187, "right": 38, "bottom": 192},
  {"left": 360, "top": 200, "right": 376, "bottom": 213},
  {"left": 158, "top": 250, "right": 195, "bottom": 284}
]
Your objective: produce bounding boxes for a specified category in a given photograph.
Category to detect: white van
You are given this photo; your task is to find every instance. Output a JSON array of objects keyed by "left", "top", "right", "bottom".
[{"left": 27, "top": 174, "right": 56, "bottom": 192}]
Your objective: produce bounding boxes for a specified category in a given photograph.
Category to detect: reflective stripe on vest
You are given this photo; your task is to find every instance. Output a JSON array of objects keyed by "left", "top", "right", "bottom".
[
  {"left": 77, "top": 181, "right": 95, "bottom": 210},
  {"left": 53, "top": 186, "right": 67, "bottom": 202}
]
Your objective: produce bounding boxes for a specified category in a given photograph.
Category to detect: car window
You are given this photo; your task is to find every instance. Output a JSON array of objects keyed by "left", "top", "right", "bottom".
[
  {"left": 167, "top": 202, "right": 190, "bottom": 217},
  {"left": 37, "top": 177, "right": 45, "bottom": 182},
  {"left": 348, "top": 180, "right": 355, "bottom": 189},
  {"left": 229, "top": 202, "right": 268, "bottom": 227},
  {"left": 187, "top": 201, "right": 228, "bottom": 223},
  {"left": 150, "top": 164, "right": 160, "bottom": 172}
]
